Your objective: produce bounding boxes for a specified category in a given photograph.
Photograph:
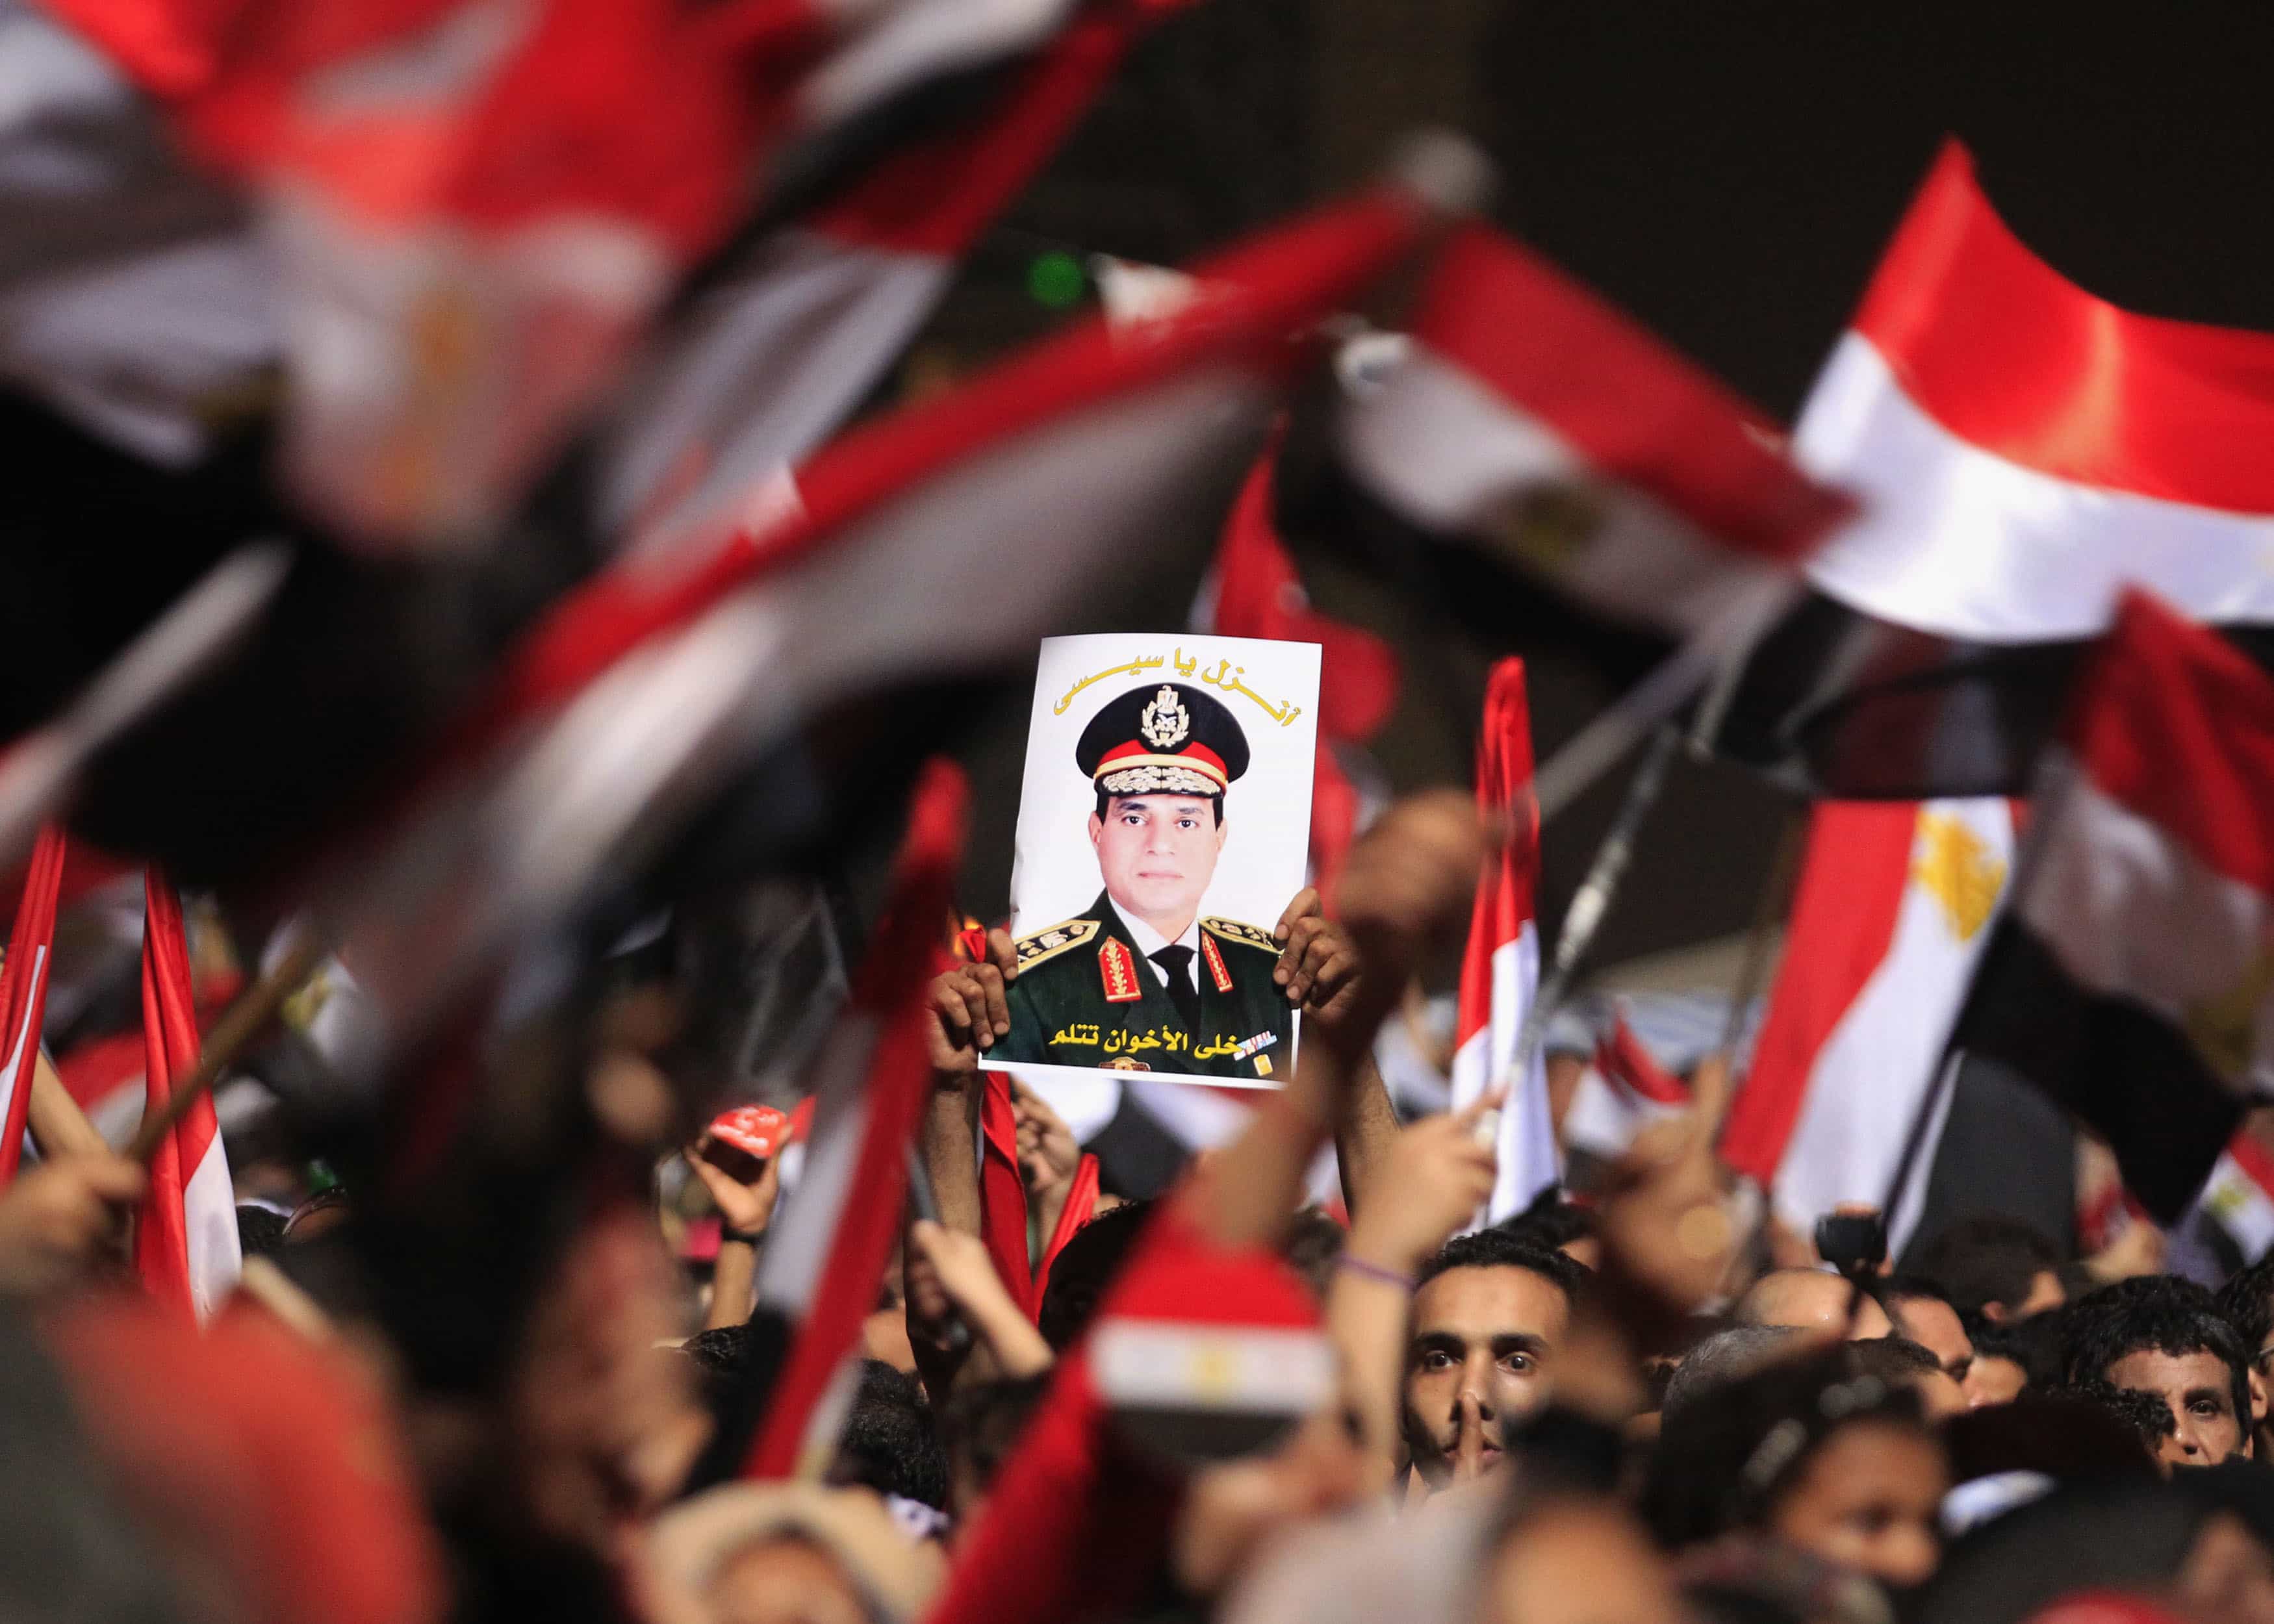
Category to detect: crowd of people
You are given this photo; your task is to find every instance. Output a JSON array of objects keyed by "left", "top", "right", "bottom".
[{"left": 2, "top": 789, "right": 2271, "bottom": 1624}]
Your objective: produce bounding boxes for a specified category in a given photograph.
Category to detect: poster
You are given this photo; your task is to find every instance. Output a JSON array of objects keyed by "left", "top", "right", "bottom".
[{"left": 991, "top": 633, "right": 1320, "bottom": 1089}]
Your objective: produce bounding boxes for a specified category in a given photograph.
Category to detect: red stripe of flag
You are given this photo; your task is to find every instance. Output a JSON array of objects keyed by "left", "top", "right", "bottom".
[
  {"left": 1853, "top": 142, "right": 2274, "bottom": 512},
  {"left": 0, "top": 826, "right": 67, "bottom": 1187},
  {"left": 745, "top": 759, "right": 967, "bottom": 1480},
  {"left": 134, "top": 869, "right": 207, "bottom": 1317}
]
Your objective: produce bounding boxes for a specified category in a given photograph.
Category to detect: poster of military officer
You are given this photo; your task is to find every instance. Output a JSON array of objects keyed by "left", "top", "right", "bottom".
[{"left": 994, "top": 633, "right": 1321, "bottom": 1086}]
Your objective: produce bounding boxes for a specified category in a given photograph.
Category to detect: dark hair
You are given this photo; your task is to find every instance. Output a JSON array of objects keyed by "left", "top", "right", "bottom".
[
  {"left": 2216, "top": 1252, "right": 2274, "bottom": 1358},
  {"left": 1847, "top": 1335, "right": 1944, "bottom": 1386},
  {"left": 1094, "top": 789, "right": 1223, "bottom": 826},
  {"left": 1037, "top": 1200, "right": 1155, "bottom": 1352},
  {"left": 235, "top": 1204, "right": 287, "bottom": 1260},
  {"left": 1969, "top": 1313, "right": 2065, "bottom": 1391},
  {"left": 2060, "top": 1378, "right": 2178, "bottom": 1451},
  {"left": 828, "top": 1360, "right": 949, "bottom": 1510},
  {"left": 1876, "top": 1272, "right": 1954, "bottom": 1311},
  {"left": 939, "top": 1375, "right": 1051, "bottom": 1499},
  {"left": 1661, "top": 1326, "right": 1804, "bottom": 1423},
  {"left": 1414, "top": 1228, "right": 1591, "bottom": 1300},
  {"left": 1642, "top": 1347, "right": 1935, "bottom": 1551},
  {"left": 680, "top": 1323, "right": 755, "bottom": 1410},
  {"left": 1281, "top": 1207, "right": 1346, "bottom": 1300},
  {"left": 1494, "top": 1188, "right": 1594, "bottom": 1253},
  {"left": 2063, "top": 1280, "right": 2253, "bottom": 1433},
  {"left": 1910, "top": 1217, "right": 2063, "bottom": 1323}
]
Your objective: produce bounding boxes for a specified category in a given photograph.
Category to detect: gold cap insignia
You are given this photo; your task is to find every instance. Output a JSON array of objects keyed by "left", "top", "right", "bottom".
[{"left": 1140, "top": 685, "right": 1190, "bottom": 750}]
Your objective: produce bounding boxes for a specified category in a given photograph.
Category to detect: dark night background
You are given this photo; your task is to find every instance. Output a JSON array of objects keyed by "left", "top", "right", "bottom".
[{"left": 923, "top": 1, "right": 2274, "bottom": 975}]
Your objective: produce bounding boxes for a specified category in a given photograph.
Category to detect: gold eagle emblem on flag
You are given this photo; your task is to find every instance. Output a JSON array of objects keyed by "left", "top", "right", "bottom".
[
  {"left": 1910, "top": 812, "right": 2005, "bottom": 943},
  {"left": 2184, "top": 945, "right": 2274, "bottom": 1082}
]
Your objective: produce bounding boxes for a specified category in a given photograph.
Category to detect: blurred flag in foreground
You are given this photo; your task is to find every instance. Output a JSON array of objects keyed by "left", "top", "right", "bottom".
[
  {"left": 1948, "top": 591, "right": 2274, "bottom": 1222},
  {"left": 1718, "top": 141, "right": 2274, "bottom": 798},
  {"left": 1451, "top": 657, "right": 1557, "bottom": 1224},
  {"left": 1338, "top": 221, "right": 1850, "bottom": 643},
  {"left": 745, "top": 760, "right": 964, "bottom": 1480}
]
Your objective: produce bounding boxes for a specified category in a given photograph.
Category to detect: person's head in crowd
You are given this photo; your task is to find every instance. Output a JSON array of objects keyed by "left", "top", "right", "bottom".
[
  {"left": 1036, "top": 1200, "right": 1153, "bottom": 1352},
  {"left": 1876, "top": 1275, "right": 1982, "bottom": 1404},
  {"left": 1735, "top": 1269, "right": 1895, "bottom": 1342},
  {"left": 1662, "top": 1325, "right": 1806, "bottom": 1424},
  {"left": 1849, "top": 1336, "right": 1968, "bottom": 1422},
  {"left": 2065, "top": 1280, "right": 2255, "bottom": 1467},
  {"left": 937, "top": 1375, "right": 1048, "bottom": 1534},
  {"left": 646, "top": 1482, "right": 947, "bottom": 1624},
  {"left": 1401, "top": 1229, "right": 1587, "bottom": 1490},
  {"left": 1281, "top": 1207, "right": 1346, "bottom": 1301},
  {"left": 283, "top": 1184, "right": 351, "bottom": 1244},
  {"left": 1496, "top": 1190, "right": 1600, "bottom": 1271},
  {"left": 1911, "top": 1217, "right": 2065, "bottom": 1325},
  {"left": 1919, "top": 1478, "right": 2274, "bottom": 1624},
  {"left": 235, "top": 1202, "right": 288, "bottom": 1261},
  {"left": 1969, "top": 1313, "right": 2065, "bottom": 1403},
  {"left": 826, "top": 1362, "right": 949, "bottom": 1511},
  {"left": 2219, "top": 1252, "right": 2274, "bottom": 1457},
  {"left": 1643, "top": 1348, "right": 1950, "bottom": 1592}
]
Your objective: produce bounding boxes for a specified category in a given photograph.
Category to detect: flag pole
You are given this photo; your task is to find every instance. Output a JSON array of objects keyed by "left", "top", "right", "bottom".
[
  {"left": 125, "top": 934, "right": 327, "bottom": 1165},
  {"left": 1493, "top": 722, "right": 1683, "bottom": 1107}
]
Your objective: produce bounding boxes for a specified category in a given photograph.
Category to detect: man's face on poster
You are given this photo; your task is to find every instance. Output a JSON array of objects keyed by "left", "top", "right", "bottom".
[{"left": 1088, "top": 794, "right": 1225, "bottom": 932}]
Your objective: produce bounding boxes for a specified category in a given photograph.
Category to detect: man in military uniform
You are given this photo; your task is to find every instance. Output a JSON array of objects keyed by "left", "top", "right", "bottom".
[{"left": 992, "top": 681, "right": 1297, "bottom": 1082}]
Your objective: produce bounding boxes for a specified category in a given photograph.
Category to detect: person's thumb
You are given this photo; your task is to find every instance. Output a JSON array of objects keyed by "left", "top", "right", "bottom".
[{"left": 1450, "top": 1089, "right": 1506, "bottom": 1137}]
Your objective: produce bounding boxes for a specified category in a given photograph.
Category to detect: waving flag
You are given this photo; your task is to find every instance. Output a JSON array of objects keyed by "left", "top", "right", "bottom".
[
  {"left": 1947, "top": 591, "right": 2274, "bottom": 1223},
  {"left": 1560, "top": 1004, "right": 1689, "bottom": 1161},
  {"left": 2178, "top": 1134, "right": 2274, "bottom": 1278},
  {"left": 1338, "top": 222, "right": 1850, "bottom": 641},
  {"left": 745, "top": 760, "right": 964, "bottom": 1480},
  {"left": 0, "top": 826, "right": 68, "bottom": 1187},
  {"left": 133, "top": 870, "right": 240, "bottom": 1319},
  {"left": 1718, "top": 142, "right": 2274, "bottom": 798},
  {"left": 1198, "top": 443, "right": 1399, "bottom": 891},
  {"left": 1450, "top": 658, "right": 1557, "bottom": 1223},
  {"left": 1720, "top": 798, "right": 2019, "bottom": 1252},
  {"left": 601, "top": 0, "right": 1191, "bottom": 548}
]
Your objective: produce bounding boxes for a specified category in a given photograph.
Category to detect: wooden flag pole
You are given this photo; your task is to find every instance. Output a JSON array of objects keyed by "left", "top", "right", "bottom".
[{"left": 126, "top": 934, "right": 327, "bottom": 1165}]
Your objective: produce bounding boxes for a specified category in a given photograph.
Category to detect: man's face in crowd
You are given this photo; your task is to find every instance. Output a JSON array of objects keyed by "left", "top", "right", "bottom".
[
  {"left": 1984, "top": 1270, "right": 2064, "bottom": 1323},
  {"left": 1889, "top": 1294, "right": 1985, "bottom": 1406},
  {"left": 1089, "top": 794, "right": 1223, "bottom": 935},
  {"left": 1402, "top": 1265, "right": 1570, "bottom": 1488},
  {"left": 2107, "top": 1347, "right": 2250, "bottom": 1467},
  {"left": 1769, "top": 1420, "right": 1948, "bottom": 1591}
]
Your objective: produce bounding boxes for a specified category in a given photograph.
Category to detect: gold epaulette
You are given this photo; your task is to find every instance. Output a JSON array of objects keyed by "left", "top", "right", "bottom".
[
  {"left": 1201, "top": 917, "right": 1279, "bottom": 953},
  {"left": 1015, "top": 918, "right": 1100, "bottom": 969}
]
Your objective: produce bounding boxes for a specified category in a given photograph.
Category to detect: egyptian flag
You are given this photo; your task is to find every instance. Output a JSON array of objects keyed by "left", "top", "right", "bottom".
[
  {"left": 0, "top": 827, "right": 67, "bottom": 1186},
  {"left": 1717, "top": 142, "right": 2274, "bottom": 798},
  {"left": 1560, "top": 1005, "right": 1689, "bottom": 1160},
  {"left": 1335, "top": 221, "right": 1850, "bottom": 642},
  {"left": 600, "top": 0, "right": 1191, "bottom": 547},
  {"left": 46, "top": 0, "right": 1106, "bottom": 552},
  {"left": 1720, "top": 798, "right": 2021, "bottom": 1254},
  {"left": 1945, "top": 591, "right": 2274, "bottom": 1223},
  {"left": 745, "top": 760, "right": 965, "bottom": 1480},
  {"left": 133, "top": 870, "right": 240, "bottom": 1320},
  {"left": 2177, "top": 1134, "right": 2274, "bottom": 1278},
  {"left": 1197, "top": 442, "right": 1399, "bottom": 893},
  {"left": 1450, "top": 658, "right": 1558, "bottom": 1223},
  {"left": 318, "top": 159, "right": 1479, "bottom": 1043}
]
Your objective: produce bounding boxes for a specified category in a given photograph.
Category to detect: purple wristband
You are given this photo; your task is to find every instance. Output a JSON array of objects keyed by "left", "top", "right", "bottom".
[{"left": 1335, "top": 1252, "right": 1415, "bottom": 1292}]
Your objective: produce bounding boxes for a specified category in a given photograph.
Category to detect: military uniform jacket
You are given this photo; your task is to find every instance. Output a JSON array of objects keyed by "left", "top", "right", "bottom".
[{"left": 994, "top": 892, "right": 1293, "bottom": 1081}]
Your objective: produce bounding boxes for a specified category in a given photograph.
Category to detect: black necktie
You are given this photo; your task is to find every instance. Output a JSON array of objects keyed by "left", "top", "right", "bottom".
[{"left": 1149, "top": 945, "right": 1201, "bottom": 1031}]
